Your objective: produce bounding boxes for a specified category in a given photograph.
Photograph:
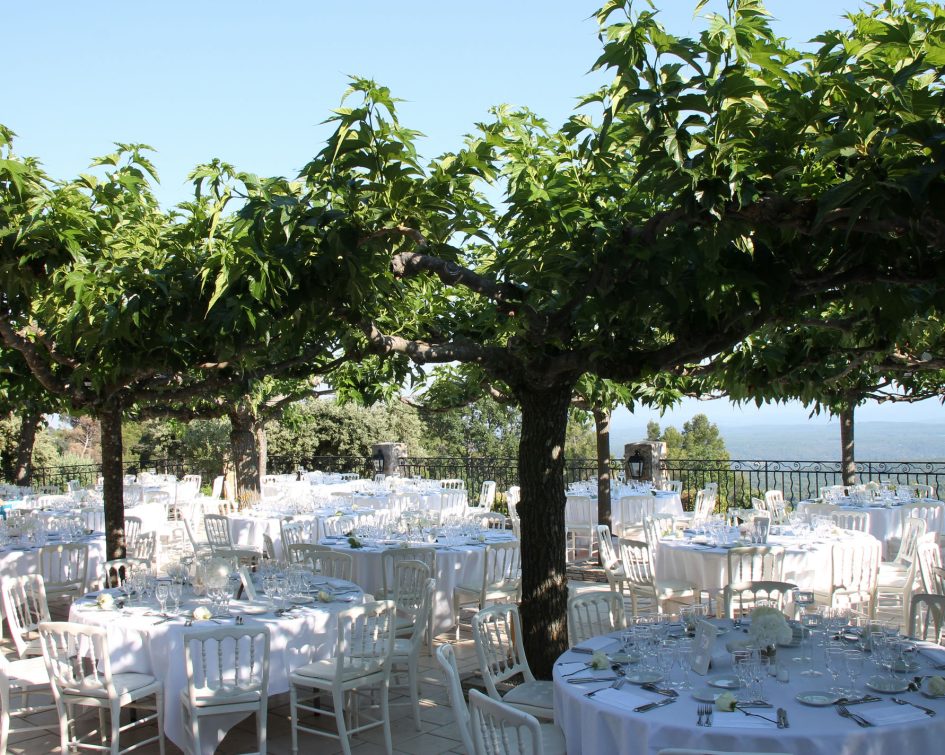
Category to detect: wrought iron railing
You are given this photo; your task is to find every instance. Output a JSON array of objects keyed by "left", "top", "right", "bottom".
[{"left": 20, "top": 456, "right": 945, "bottom": 509}]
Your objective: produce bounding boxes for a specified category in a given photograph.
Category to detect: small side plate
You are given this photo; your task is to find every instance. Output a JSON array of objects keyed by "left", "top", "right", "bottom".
[
  {"left": 693, "top": 687, "right": 723, "bottom": 703},
  {"left": 707, "top": 675, "right": 741, "bottom": 689},
  {"left": 625, "top": 671, "right": 663, "bottom": 685},
  {"left": 795, "top": 690, "right": 840, "bottom": 706}
]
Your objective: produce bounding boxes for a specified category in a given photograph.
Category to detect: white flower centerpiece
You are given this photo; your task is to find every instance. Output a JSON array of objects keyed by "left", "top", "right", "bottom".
[{"left": 748, "top": 605, "right": 793, "bottom": 659}]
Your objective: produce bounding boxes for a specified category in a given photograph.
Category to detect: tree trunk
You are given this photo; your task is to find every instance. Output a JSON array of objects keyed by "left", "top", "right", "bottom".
[
  {"left": 13, "top": 407, "right": 42, "bottom": 486},
  {"left": 593, "top": 407, "right": 612, "bottom": 530},
  {"left": 255, "top": 422, "right": 268, "bottom": 482},
  {"left": 516, "top": 382, "right": 574, "bottom": 679},
  {"left": 228, "top": 405, "right": 259, "bottom": 501},
  {"left": 100, "top": 401, "right": 126, "bottom": 561},
  {"left": 840, "top": 405, "right": 856, "bottom": 486}
]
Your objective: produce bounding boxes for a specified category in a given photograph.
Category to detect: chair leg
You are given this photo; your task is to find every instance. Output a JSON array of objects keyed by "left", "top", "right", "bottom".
[
  {"left": 408, "top": 659, "right": 421, "bottom": 731},
  {"left": 380, "top": 679, "right": 393, "bottom": 755},
  {"left": 109, "top": 702, "right": 121, "bottom": 755},
  {"left": 1, "top": 706, "right": 10, "bottom": 755},
  {"left": 156, "top": 690, "right": 166, "bottom": 755},
  {"left": 333, "top": 688, "right": 352, "bottom": 755},
  {"left": 289, "top": 685, "right": 299, "bottom": 755},
  {"left": 257, "top": 700, "right": 267, "bottom": 755}
]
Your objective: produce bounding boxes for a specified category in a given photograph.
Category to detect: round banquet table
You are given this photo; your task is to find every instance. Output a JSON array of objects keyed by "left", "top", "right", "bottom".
[
  {"left": 797, "top": 498, "right": 945, "bottom": 544},
  {"left": 554, "top": 629, "right": 945, "bottom": 755},
  {"left": 656, "top": 528, "right": 879, "bottom": 595},
  {"left": 69, "top": 580, "right": 364, "bottom": 755},
  {"left": 321, "top": 531, "right": 517, "bottom": 635}
]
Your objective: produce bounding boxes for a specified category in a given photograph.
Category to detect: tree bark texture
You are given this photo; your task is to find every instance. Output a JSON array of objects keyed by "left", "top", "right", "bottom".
[
  {"left": 516, "top": 382, "right": 574, "bottom": 679},
  {"left": 100, "top": 402, "right": 126, "bottom": 561},
  {"left": 593, "top": 408, "right": 612, "bottom": 530},
  {"left": 13, "top": 407, "right": 41, "bottom": 486},
  {"left": 256, "top": 422, "right": 268, "bottom": 483},
  {"left": 228, "top": 407, "right": 260, "bottom": 500},
  {"left": 840, "top": 405, "right": 856, "bottom": 486}
]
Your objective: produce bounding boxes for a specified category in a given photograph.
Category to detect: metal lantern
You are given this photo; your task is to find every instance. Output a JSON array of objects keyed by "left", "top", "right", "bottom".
[
  {"left": 627, "top": 449, "right": 645, "bottom": 480},
  {"left": 370, "top": 449, "right": 385, "bottom": 474}
]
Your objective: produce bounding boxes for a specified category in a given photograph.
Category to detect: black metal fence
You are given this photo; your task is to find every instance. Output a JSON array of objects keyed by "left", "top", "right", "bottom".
[{"left": 21, "top": 456, "right": 945, "bottom": 508}]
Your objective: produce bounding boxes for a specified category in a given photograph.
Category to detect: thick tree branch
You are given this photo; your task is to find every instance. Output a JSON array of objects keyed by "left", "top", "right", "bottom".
[
  {"left": 390, "top": 251, "right": 523, "bottom": 308},
  {"left": 0, "top": 315, "right": 74, "bottom": 399}
]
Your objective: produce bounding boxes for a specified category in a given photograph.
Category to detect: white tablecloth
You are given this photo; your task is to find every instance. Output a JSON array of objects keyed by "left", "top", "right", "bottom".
[
  {"left": 322, "top": 533, "right": 516, "bottom": 634},
  {"left": 797, "top": 498, "right": 945, "bottom": 543},
  {"left": 657, "top": 529, "right": 878, "bottom": 594},
  {"left": 70, "top": 583, "right": 362, "bottom": 754},
  {"left": 0, "top": 533, "right": 106, "bottom": 588},
  {"left": 554, "top": 629, "right": 945, "bottom": 755}
]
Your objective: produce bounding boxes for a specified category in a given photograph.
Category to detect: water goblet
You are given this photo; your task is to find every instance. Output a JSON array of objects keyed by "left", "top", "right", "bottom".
[
  {"left": 155, "top": 582, "right": 169, "bottom": 615},
  {"left": 168, "top": 581, "right": 182, "bottom": 614},
  {"left": 825, "top": 644, "right": 847, "bottom": 695}
]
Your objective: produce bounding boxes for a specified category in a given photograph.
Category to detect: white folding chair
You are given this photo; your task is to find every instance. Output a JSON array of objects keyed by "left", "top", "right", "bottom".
[
  {"left": 815, "top": 538, "right": 881, "bottom": 616},
  {"left": 468, "top": 688, "right": 557, "bottom": 755},
  {"left": 0, "top": 575, "right": 50, "bottom": 659},
  {"left": 380, "top": 547, "right": 436, "bottom": 598},
  {"left": 564, "top": 495, "right": 596, "bottom": 561},
  {"left": 724, "top": 580, "right": 797, "bottom": 619},
  {"left": 0, "top": 649, "right": 57, "bottom": 754},
  {"left": 289, "top": 600, "right": 396, "bottom": 755},
  {"left": 38, "top": 621, "right": 165, "bottom": 755},
  {"left": 831, "top": 510, "right": 870, "bottom": 533},
  {"left": 203, "top": 513, "right": 260, "bottom": 563},
  {"left": 763, "top": 490, "right": 788, "bottom": 525},
  {"left": 477, "top": 480, "right": 497, "bottom": 511},
  {"left": 311, "top": 551, "right": 353, "bottom": 581},
  {"left": 181, "top": 625, "right": 270, "bottom": 755},
  {"left": 619, "top": 539, "right": 696, "bottom": 617},
  {"left": 453, "top": 542, "right": 521, "bottom": 639},
  {"left": 124, "top": 516, "right": 142, "bottom": 551},
  {"left": 471, "top": 603, "right": 553, "bottom": 721},
  {"left": 390, "top": 578, "right": 434, "bottom": 730},
  {"left": 596, "top": 524, "right": 628, "bottom": 595}
]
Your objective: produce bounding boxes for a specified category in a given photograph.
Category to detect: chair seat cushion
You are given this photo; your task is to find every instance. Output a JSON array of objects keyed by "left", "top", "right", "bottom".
[
  {"left": 291, "top": 657, "right": 384, "bottom": 682},
  {"left": 655, "top": 579, "right": 696, "bottom": 599},
  {"left": 392, "top": 638, "right": 413, "bottom": 656},
  {"left": 5, "top": 656, "right": 50, "bottom": 689},
  {"left": 69, "top": 672, "right": 158, "bottom": 699},
  {"left": 180, "top": 683, "right": 263, "bottom": 707},
  {"left": 502, "top": 680, "right": 554, "bottom": 718}
]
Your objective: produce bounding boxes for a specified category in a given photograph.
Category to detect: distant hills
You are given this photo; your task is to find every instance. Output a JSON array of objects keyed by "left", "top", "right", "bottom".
[{"left": 613, "top": 422, "right": 945, "bottom": 462}]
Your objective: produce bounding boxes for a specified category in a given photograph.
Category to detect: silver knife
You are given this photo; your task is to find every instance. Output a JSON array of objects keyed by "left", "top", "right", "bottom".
[
  {"left": 777, "top": 707, "right": 789, "bottom": 728},
  {"left": 634, "top": 697, "right": 677, "bottom": 712},
  {"left": 568, "top": 676, "right": 619, "bottom": 684}
]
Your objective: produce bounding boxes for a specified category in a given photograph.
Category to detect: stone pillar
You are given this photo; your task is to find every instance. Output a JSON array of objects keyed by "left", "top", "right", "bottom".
[
  {"left": 372, "top": 442, "right": 407, "bottom": 476},
  {"left": 623, "top": 441, "right": 666, "bottom": 486}
]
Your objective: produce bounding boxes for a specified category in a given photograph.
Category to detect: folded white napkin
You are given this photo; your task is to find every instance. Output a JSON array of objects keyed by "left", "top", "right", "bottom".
[
  {"left": 917, "top": 645, "right": 945, "bottom": 665},
  {"left": 588, "top": 686, "right": 649, "bottom": 710},
  {"left": 712, "top": 713, "right": 777, "bottom": 728},
  {"left": 859, "top": 703, "right": 927, "bottom": 726},
  {"left": 574, "top": 636, "right": 619, "bottom": 653}
]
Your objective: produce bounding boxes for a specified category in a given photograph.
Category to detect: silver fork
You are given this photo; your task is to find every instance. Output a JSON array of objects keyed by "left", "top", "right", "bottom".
[
  {"left": 705, "top": 704, "right": 712, "bottom": 727},
  {"left": 837, "top": 704, "right": 871, "bottom": 727},
  {"left": 697, "top": 705, "right": 705, "bottom": 726},
  {"left": 585, "top": 678, "right": 625, "bottom": 698},
  {"left": 891, "top": 697, "right": 936, "bottom": 716}
]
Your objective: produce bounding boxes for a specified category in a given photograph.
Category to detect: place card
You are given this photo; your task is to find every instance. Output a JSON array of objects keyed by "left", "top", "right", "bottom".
[{"left": 690, "top": 619, "right": 719, "bottom": 676}]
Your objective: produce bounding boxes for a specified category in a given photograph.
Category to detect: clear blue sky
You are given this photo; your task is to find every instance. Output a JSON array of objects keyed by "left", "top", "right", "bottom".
[{"left": 4, "top": 1, "right": 940, "bottom": 429}]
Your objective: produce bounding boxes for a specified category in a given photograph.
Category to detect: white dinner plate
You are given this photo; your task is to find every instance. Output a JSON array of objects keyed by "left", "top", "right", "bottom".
[
  {"left": 707, "top": 676, "right": 741, "bottom": 689},
  {"left": 693, "top": 687, "right": 724, "bottom": 702},
  {"left": 866, "top": 675, "right": 910, "bottom": 693},
  {"left": 624, "top": 671, "right": 662, "bottom": 684},
  {"left": 795, "top": 690, "right": 840, "bottom": 706},
  {"left": 230, "top": 602, "right": 269, "bottom": 615}
]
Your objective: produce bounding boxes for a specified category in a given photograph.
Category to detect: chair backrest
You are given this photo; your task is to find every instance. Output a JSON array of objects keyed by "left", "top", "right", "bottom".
[
  {"left": 285, "top": 543, "right": 330, "bottom": 570},
  {"left": 596, "top": 524, "right": 618, "bottom": 571},
  {"left": 830, "top": 538, "right": 881, "bottom": 603},
  {"left": 898, "top": 503, "right": 945, "bottom": 533},
  {"left": 204, "top": 514, "right": 233, "bottom": 549},
  {"left": 391, "top": 560, "right": 433, "bottom": 619},
  {"left": 468, "top": 688, "right": 545, "bottom": 755},
  {"left": 641, "top": 515, "right": 663, "bottom": 553},
  {"left": 916, "top": 533, "right": 944, "bottom": 595},
  {"left": 333, "top": 600, "right": 396, "bottom": 678},
  {"left": 909, "top": 593, "right": 945, "bottom": 643},
  {"left": 381, "top": 547, "right": 436, "bottom": 597},
  {"left": 1, "top": 575, "right": 51, "bottom": 658},
  {"left": 481, "top": 543, "right": 521, "bottom": 597},
  {"left": 619, "top": 538, "right": 657, "bottom": 589},
  {"left": 440, "top": 479, "right": 465, "bottom": 490},
  {"left": 662, "top": 480, "right": 683, "bottom": 494},
  {"left": 100, "top": 558, "right": 149, "bottom": 589},
  {"left": 893, "top": 516, "right": 928, "bottom": 566},
  {"left": 436, "top": 643, "right": 475, "bottom": 754},
  {"left": 478, "top": 481, "right": 497, "bottom": 510},
  {"left": 831, "top": 510, "right": 870, "bottom": 532},
  {"left": 472, "top": 603, "right": 535, "bottom": 696},
  {"left": 280, "top": 521, "right": 311, "bottom": 561},
  {"left": 727, "top": 545, "right": 785, "bottom": 586},
  {"left": 38, "top": 543, "right": 89, "bottom": 596},
  {"left": 262, "top": 533, "right": 276, "bottom": 561},
  {"left": 567, "top": 590, "right": 625, "bottom": 646},
  {"left": 564, "top": 496, "right": 594, "bottom": 528},
  {"left": 183, "top": 625, "right": 270, "bottom": 711},
  {"left": 803, "top": 503, "right": 839, "bottom": 521},
  {"left": 692, "top": 490, "right": 715, "bottom": 524},
  {"left": 211, "top": 475, "right": 225, "bottom": 499},
  {"left": 129, "top": 530, "right": 157, "bottom": 562},
  {"left": 763, "top": 490, "right": 787, "bottom": 523},
  {"left": 38, "top": 621, "right": 118, "bottom": 700},
  {"left": 321, "top": 515, "right": 356, "bottom": 537},
  {"left": 506, "top": 486, "right": 520, "bottom": 509},
  {"left": 312, "top": 551, "right": 353, "bottom": 581},
  {"left": 401, "top": 578, "right": 435, "bottom": 657},
  {"left": 124, "top": 516, "right": 143, "bottom": 549},
  {"left": 724, "top": 580, "right": 797, "bottom": 619},
  {"left": 914, "top": 483, "right": 936, "bottom": 498}
]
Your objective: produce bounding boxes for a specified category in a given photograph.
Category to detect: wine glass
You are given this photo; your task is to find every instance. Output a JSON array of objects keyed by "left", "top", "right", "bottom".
[
  {"left": 844, "top": 649, "right": 864, "bottom": 697},
  {"left": 155, "top": 582, "right": 169, "bottom": 615},
  {"left": 168, "top": 580, "right": 182, "bottom": 614}
]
